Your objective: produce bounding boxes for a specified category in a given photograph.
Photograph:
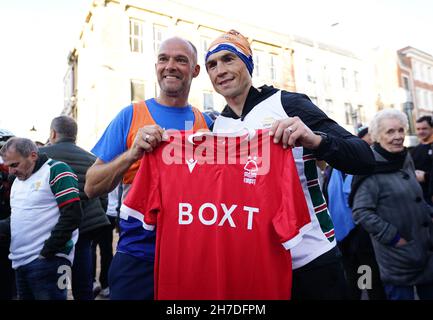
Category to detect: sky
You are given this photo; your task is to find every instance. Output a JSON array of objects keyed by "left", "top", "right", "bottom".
[{"left": 0, "top": 0, "right": 432, "bottom": 142}]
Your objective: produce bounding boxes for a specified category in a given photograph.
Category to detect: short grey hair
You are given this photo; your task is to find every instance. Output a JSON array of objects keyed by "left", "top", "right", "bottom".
[
  {"left": 0, "top": 137, "right": 38, "bottom": 158},
  {"left": 369, "top": 109, "right": 408, "bottom": 142},
  {"left": 51, "top": 116, "right": 77, "bottom": 141}
]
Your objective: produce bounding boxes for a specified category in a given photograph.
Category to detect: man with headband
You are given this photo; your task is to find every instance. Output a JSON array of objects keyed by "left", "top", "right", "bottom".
[{"left": 206, "top": 29, "right": 375, "bottom": 300}]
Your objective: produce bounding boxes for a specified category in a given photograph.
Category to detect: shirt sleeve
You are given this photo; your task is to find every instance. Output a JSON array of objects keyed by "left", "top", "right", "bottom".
[
  {"left": 121, "top": 152, "right": 161, "bottom": 230},
  {"left": 272, "top": 147, "right": 312, "bottom": 250},
  {"left": 42, "top": 162, "right": 82, "bottom": 257},
  {"left": 49, "top": 162, "right": 80, "bottom": 208},
  {"left": 91, "top": 105, "right": 134, "bottom": 163}
]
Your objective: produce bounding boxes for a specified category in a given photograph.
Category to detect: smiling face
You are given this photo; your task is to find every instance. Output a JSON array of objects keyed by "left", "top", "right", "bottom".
[
  {"left": 377, "top": 118, "right": 406, "bottom": 153},
  {"left": 205, "top": 50, "right": 252, "bottom": 100},
  {"left": 155, "top": 38, "right": 200, "bottom": 103}
]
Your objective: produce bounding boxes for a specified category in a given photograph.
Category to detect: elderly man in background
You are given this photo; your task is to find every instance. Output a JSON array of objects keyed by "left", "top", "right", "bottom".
[{"left": 0, "top": 137, "right": 82, "bottom": 300}]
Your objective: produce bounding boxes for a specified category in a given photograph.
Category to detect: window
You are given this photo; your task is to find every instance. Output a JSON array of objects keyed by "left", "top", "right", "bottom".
[
  {"left": 341, "top": 68, "right": 348, "bottom": 89},
  {"left": 427, "top": 67, "right": 433, "bottom": 83},
  {"left": 430, "top": 91, "right": 433, "bottom": 110},
  {"left": 153, "top": 24, "right": 167, "bottom": 53},
  {"left": 412, "top": 61, "right": 419, "bottom": 80},
  {"left": 129, "top": 19, "right": 144, "bottom": 53},
  {"left": 356, "top": 105, "right": 363, "bottom": 126},
  {"left": 325, "top": 99, "right": 333, "bottom": 115},
  {"left": 403, "top": 76, "right": 410, "bottom": 90},
  {"left": 421, "top": 64, "right": 428, "bottom": 82},
  {"left": 269, "top": 54, "right": 278, "bottom": 81},
  {"left": 306, "top": 59, "right": 314, "bottom": 83},
  {"left": 344, "top": 103, "right": 353, "bottom": 125},
  {"left": 323, "top": 65, "right": 331, "bottom": 88},
  {"left": 416, "top": 88, "right": 422, "bottom": 107},
  {"left": 131, "top": 80, "right": 145, "bottom": 103},
  {"left": 63, "top": 65, "right": 74, "bottom": 110},
  {"left": 200, "top": 36, "right": 211, "bottom": 62},
  {"left": 203, "top": 92, "right": 214, "bottom": 110},
  {"left": 253, "top": 50, "right": 263, "bottom": 78},
  {"left": 354, "top": 71, "right": 360, "bottom": 91}
]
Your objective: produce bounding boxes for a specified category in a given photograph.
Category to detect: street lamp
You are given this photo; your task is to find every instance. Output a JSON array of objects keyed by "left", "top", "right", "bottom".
[
  {"left": 397, "top": 88, "right": 415, "bottom": 135},
  {"left": 404, "top": 100, "right": 415, "bottom": 135},
  {"left": 397, "top": 88, "right": 417, "bottom": 147}
]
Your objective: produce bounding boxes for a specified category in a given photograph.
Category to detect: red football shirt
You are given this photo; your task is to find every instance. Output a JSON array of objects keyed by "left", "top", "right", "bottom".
[{"left": 122, "top": 130, "right": 311, "bottom": 300}]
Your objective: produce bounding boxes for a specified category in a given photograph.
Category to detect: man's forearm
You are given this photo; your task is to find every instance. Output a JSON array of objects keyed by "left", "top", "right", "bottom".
[
  {"left": 41, "top": 201, "right": 82, "bottom": 258},
  {"left": 313, "top": 121, "right": 375, "bottom": 175},
  {"left": 85, "top": 152, "right": 134, "bottom": 198}
]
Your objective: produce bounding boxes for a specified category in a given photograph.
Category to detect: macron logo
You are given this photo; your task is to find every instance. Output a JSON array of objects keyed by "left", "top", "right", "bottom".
[{"left": 186, "top": 158, "right": 198, "bottom": 173}]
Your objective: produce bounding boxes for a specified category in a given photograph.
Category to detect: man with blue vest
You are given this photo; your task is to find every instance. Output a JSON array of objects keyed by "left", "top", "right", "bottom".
[{"left": 85, "top": 37, "right": 212, "bottom": 299}]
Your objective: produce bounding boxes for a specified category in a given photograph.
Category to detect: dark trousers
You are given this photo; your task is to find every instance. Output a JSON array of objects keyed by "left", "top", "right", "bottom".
[
  {"left": 338, "top": 226, "right": 386, "bottom": 300},
  {"left": 92, "top": 217, "right": 115, "bottom": 289},
  {"left": 15, "top": 256, "right": 70, "bottom": 300},
  {"left": 108, "top": 252, "right": 154, "bottom": 300},
  {"left": 0, "top": 245, "right": 15, "bottom": 300},
  {"left": 291, "top": 246, "right": 347, "bottom": 300},
  {"left": 72, "top": 234, "right": 94, "bottom": 300},
  {"left": 340, "top": 247, "right": 386, "bottom": 300},
  {"left": 384, "top": 283, "right": 433, "bottom": 300}
]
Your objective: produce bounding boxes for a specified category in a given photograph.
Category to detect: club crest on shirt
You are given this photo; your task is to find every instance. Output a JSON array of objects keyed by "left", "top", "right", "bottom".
[
  {"left": 31, "top": 181, "right": 42, "bottom": 192},
  {"left": 243, "top": 156, "right": 258, "bottom": 185},
  {"left": 261, "top": 117, "right": 276, "bottom": 128}
]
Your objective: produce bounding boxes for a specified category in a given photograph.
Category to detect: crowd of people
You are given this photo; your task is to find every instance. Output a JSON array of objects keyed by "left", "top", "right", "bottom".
[{"left": 0, "top": 29, "right": 432, "bottom": 300}]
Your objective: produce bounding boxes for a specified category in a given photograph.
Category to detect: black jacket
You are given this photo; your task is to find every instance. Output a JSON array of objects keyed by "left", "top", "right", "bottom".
[
  {"left": 40, "top": 139, "right": 109, "bottom": 235},
  {"left": 219, "top": 85, "right": 375, "bottom": 175}
]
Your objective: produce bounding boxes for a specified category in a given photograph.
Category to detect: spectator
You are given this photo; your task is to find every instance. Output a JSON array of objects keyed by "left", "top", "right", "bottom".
[
  {"left": 350, "top": 109, "right": 433, "bottom": 300},
  {"left": 0, "top": 137, "right": 81, "bottom": 300},
  {"left": 410, "top": 116, "right": 433, "bottom": 207},
  {"left": 357, "top": 126, "right": 373, "bottom": 145},
  {"left": 0, "top": 129, "right": 15, "bottom": 299},
  {"left": 325, "top": 127, "right": 386, "bottom": 300},
  {"left": 40, "top": 116, "right": 110, "bottom": 300},
  {"left": 92, "top": 185, "right": 121, "bottom": 298}
]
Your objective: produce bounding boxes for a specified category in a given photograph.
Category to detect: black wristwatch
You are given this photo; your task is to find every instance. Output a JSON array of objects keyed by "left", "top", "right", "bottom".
[{"left": 313, "top": 131, "right": 330, "bottom": 148}]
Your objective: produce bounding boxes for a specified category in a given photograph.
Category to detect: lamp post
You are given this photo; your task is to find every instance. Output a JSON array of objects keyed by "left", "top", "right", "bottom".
[
  {"left": 397, "top": 88, "right": 415, "bottom": 135},
  {"left": 404, "top": 99, "right": 415, "bottom": 135},
  {"left": 397, "top": 88, "right": 417, "bottom": 147}
]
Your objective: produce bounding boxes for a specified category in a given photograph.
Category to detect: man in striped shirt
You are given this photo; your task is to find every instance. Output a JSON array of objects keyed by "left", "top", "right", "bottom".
[{"left": 0, "top": 137, "right": 82, "bottom": 300}]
